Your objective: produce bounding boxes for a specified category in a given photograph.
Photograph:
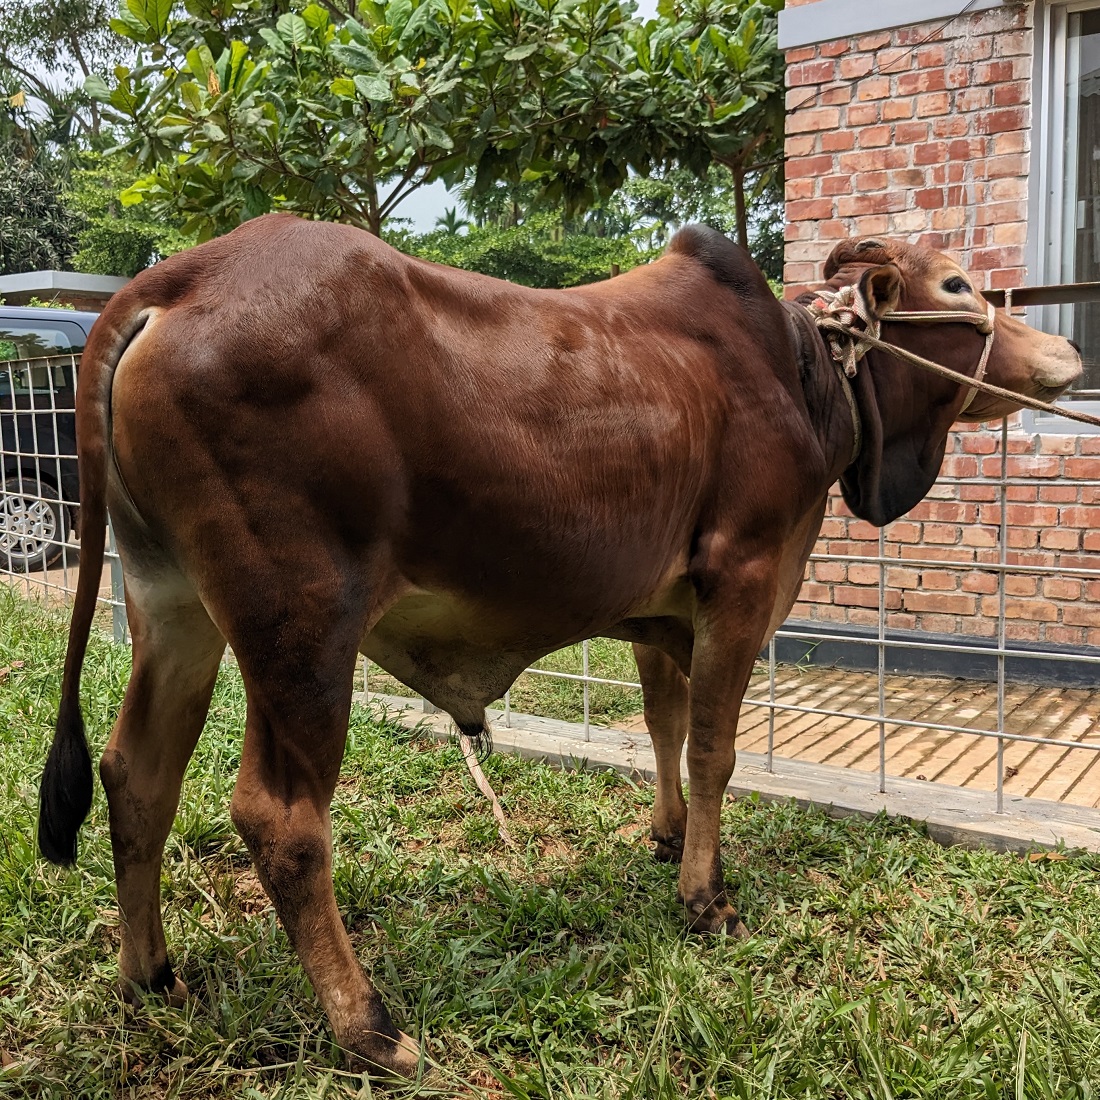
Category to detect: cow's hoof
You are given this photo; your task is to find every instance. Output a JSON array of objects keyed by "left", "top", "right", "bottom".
[
  {"left": 119, "top": 973, "right": 189, "bottom": 1008},
  {"left": 651, "top": 834, "right": 684, "bottom": 863},
  {"left": 685, "top": 903, "right": 751, "bottom": 939},
  {"left": 346, "top": 1028, "right": 423, "bottom": 1080}
]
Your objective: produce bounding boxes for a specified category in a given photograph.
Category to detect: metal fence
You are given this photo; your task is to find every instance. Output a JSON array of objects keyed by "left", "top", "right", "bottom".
[{"left": 4, "top": 342, "right": 1099, "bottom": 815}]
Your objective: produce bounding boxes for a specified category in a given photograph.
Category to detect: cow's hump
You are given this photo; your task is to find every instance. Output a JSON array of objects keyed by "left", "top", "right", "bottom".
[{"left": 667, "top": 224, "right": 767, "bottom": 301}]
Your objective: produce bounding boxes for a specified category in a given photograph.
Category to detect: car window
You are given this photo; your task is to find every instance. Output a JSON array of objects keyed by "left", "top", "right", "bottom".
[
  {"left": 0, "top": 321, "right": 83, "bottom": 361},
  {"left": 0, "top": 321, "right": 81, "bottom": 399}
]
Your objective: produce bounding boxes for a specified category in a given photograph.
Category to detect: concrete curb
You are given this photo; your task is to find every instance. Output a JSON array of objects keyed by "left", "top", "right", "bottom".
[{"left": 357, "top": 693, "right": 1100, "bottom": 855}]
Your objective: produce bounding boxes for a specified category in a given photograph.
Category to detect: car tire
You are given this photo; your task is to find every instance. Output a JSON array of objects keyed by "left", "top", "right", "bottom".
[{"left": 0, "top": 477, "right": 69, "bottom": 573}]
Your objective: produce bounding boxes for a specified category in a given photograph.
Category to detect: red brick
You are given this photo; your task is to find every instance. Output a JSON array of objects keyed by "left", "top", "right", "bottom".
[
  {"left": 915, "top": 188, "right": 944, "bottom": 209},
  {"left": 961, "top": 571, "right": 998, "bottom": 595},
  {"left": 917, "top": 92, "right": 951, "bottom": 117},
  {"left": 859, "top": 125, "right": 893, "bottom": 148},
  {"left": 847, "top": 103, "right": 881, "bottom": 126},
  {"left": 902, "top": 592, "right": 976, "bottom": 615},
  {"left": 837, "top": 192, "right": 907, "bottom": 217},
  {"left": 1064, "top": 605, "right": 1100, "bottom": 628},
  {"left": 834, "top": 586, "right": 901, "bottom": 609},
  {"left": 847, "top": 564, "right": 880, "bottom": 586},
  {"left": 839, "top": 56, "right": 875, "bottom": 80},
  {"left": 1060, "top": 506, "right": 1100, "bottom": 528},
  {"left": 1043, "top": 577, "right": 1082, "bottom": 601},
  {"left": 885, "top": 522, "right": 921, "bottom": 544},
  {"left": 854, "top": 170, "right": 888, "bottom": 191},
  {"left": 924, "top": 524, "right": 961, "bottom": 544},
  {"left": 787, "top": 199, "right": 836, "bottom": 222},
  {"left": 883, "top": 99, "right": 914, "bottom": 121},
  {"left": 914, "top": 142, "right": 948, "bottom": 165},
  {"left": 857, "top": 77, "right": 891, "bottom": 101},
  {"left": 821, "top": 130, "right": 856, "bottom": 152},
  {"left": 1002, "top": 599, "right": 1058, "bottom": 622},
  {"left": 788, "top": 60, "right": 837, "bottom": 86},
  {"left": 814, "top": 561, "right": 847, "bottom": 583},
  {"left": 933, "top": 116, "right": 971, "bottom": 139},
  {"left": 1004, "top": 575, "right": 1038, "bottom": 597},
  {"left": 820, "top": 175, "right": 852, "bottom": 197},
  {"left": 898, "top": 69, "right": 947, "bottom": 96},
  {"left": 921, "top": 569, "right": 960, "bottom": 591},
  {"left": 789, "top": 108, "right": 842, "bottom": 134},
  {"left": 785, "top": 134, "right": 817, "bottom": 158},
  {"left": 789, "top": 153, "right": 835, "bottom": 177},
  {"left": 785, "top": 46, "right": 816, "bottom": 65},
  {"left": 992, "top": 82, "right": 1028, "bottom": 108},
  {"left": 1039, "top": 528, "right": 1080, "bottom": 552},
  {"left": 976, "top": 60, "right": 1016, "bottom": 84},
  {"left": 1063, "top": 457, "right": 1100, "bottom": 479},
  {"left": 895, "top": 121, "right": 931, "bottom": 144}
]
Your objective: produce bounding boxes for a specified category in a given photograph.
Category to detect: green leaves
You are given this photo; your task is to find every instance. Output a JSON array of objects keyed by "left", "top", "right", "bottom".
[{"left": 97, "top": 0, "right": 782, "bottom": 241}]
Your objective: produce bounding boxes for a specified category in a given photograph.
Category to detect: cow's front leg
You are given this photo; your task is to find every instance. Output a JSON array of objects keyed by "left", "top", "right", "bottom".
[
  {"left": 679, "top": 560, "right": 777, "bottom": 936},
  {"left": 633, "top": 643, "right": 690, "bottom": 863}
]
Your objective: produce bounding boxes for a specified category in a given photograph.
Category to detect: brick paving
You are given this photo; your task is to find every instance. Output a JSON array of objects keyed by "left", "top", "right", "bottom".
[
  {"left": 617, "top": 663, "right": 1100, "bottom": 808},
  {"left": 732, "top": 666, "right": 1100, "bottom": 809}
]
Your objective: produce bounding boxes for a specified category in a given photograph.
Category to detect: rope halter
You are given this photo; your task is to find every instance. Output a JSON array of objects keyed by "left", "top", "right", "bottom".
[{"left": 803, "top": 285, "right": 997, "bottom": 466}]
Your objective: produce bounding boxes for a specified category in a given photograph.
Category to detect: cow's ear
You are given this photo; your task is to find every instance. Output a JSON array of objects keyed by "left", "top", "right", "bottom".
[{"left": 859, "top": 264, "right": 902, "bottom": 319}]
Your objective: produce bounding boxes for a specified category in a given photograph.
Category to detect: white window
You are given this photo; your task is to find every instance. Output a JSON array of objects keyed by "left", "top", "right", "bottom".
[{"left": 1035, "top": 1, "right": 1100, "bottom": 419}]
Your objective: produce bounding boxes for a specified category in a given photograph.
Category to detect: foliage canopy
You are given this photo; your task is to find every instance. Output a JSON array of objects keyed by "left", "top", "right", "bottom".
[{"left": 96, "top": 0, "right": 783, "bottom": 241}]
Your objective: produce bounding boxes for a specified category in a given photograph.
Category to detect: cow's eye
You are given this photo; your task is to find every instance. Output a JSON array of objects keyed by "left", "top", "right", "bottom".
[{"left": 943, "top": 276, "right": 971, "bottom": 294}]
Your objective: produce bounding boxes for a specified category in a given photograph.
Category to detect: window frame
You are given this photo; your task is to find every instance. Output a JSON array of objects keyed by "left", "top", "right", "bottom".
[{"left": 1029, "top": 0, "right": 1100, "bottom": 431}]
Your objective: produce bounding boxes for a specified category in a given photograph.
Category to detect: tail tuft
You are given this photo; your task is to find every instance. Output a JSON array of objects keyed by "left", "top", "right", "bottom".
[{"left": 38, "top": 693, "right": 93, "bottom": 866}]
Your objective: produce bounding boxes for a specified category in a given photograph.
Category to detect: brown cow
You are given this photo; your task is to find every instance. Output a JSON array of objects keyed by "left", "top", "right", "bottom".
[{"left": 38, "top": 217, "right": 1080, "bottom": 1076}]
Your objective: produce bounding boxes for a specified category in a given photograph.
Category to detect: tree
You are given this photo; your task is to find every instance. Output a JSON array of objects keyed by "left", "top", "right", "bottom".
[
  {"left": 619, "top": 0, "right": 784, "bottom": 249},
  {"left": 0, "top": 158, "right": 81, "bottom": 274},
  {"left": 434, "top": 206, "right": 470, "bottom": 235},
  {"left": 0, "top": 0, "right": 129, "bottom": 143},
  {"left": 66, "top": 151, "right": 189, "bottom": 276},
  {"left": 392, "top": 213, "right": 654, "bottom": 288},
  {"left": 94, "top": 0, "right": 782, "bottom": 241}
]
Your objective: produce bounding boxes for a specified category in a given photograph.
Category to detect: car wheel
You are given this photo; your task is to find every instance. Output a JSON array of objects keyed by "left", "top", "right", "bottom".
[{"left": 0, "top": 478, "right": 69, "bottom": 573}]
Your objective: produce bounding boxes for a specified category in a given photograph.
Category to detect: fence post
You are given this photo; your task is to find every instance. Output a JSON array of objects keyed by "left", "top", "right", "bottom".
[{"left": 108, "top": 517, "right": 127, "bottom": 645}]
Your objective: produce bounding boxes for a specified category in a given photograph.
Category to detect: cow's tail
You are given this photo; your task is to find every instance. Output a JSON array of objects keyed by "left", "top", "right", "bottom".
[{"left": 38, "top": 307, "right": 152, "bottom": 866}]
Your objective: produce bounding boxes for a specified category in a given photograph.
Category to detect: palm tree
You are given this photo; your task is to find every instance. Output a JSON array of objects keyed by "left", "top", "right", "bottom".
[{"left": 435, "top": 207, "right": 470, "bottom": 235}]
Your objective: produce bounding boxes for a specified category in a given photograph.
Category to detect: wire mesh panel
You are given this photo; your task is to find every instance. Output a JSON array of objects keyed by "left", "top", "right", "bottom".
[
  {"left": 0, "top": 353, "right": 127, "bottom": 637},
  {"left": 6, "top": 350, "right": 1099, "bottom": 814}
]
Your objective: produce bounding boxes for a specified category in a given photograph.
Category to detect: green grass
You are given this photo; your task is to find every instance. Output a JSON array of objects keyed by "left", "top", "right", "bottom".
[{"left": 3, "top": 589, "right": 1100, "bottom": 1098}]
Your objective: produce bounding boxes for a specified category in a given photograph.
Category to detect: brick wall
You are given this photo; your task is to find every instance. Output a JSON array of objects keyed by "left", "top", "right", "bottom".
[{"left": 783, "top": 2, "right": 1100, "bottom": 652}]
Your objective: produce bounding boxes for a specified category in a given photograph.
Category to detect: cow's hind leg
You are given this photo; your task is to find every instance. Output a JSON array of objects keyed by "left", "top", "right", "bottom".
[
  {"left": 633, "top": 644, "right": 689, "bottom": 863},
  {"left": 228, "top": 619, "right": 420, "bottom": 1079},
  {"left": 99, "top": 581, "right": 225, "bottom": 1001}
]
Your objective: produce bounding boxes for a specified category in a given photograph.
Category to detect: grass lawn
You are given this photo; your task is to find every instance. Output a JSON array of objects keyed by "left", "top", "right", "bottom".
[{"left": 2, "top": 589, "right": 1100, "bottom": 1098}]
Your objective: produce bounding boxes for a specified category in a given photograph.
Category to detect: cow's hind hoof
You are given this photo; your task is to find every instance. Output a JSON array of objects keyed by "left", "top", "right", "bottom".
[
  {"left": 346, "top": 1028, "right": 424, "bottom": 1081},
  {"left": 652, "top": 835, "right": 684, "bottom": 863}
]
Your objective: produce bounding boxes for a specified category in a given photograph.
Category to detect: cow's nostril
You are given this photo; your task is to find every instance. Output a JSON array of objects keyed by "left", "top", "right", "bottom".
[{"left": 1069, "top": 338, "right": 1083, "bottom": 356}]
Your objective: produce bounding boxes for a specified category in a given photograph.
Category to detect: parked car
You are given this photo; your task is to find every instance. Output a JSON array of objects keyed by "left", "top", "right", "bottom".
[{"left": 0, "top": 306, "right": 98, "bottom": 572}]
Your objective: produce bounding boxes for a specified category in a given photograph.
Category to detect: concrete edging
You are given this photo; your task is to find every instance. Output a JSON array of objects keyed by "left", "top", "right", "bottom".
[{"left": 358, "top": 692, "right": 1100, "bottom": 855}]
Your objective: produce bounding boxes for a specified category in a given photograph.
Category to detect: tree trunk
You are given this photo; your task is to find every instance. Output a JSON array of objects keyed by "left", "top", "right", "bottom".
[{"left": 732, "top": 166, "right": 749, "bottom": 252}]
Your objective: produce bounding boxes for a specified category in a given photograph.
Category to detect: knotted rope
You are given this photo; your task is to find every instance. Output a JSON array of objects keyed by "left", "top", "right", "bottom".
[{"left": 803, "top": 285, "right": 1100, "bottom": 437}]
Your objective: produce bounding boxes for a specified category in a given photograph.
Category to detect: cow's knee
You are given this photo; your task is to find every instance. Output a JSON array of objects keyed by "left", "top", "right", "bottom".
[{"left": 231, "top": 792, "right": 328, "bottom": 924}]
